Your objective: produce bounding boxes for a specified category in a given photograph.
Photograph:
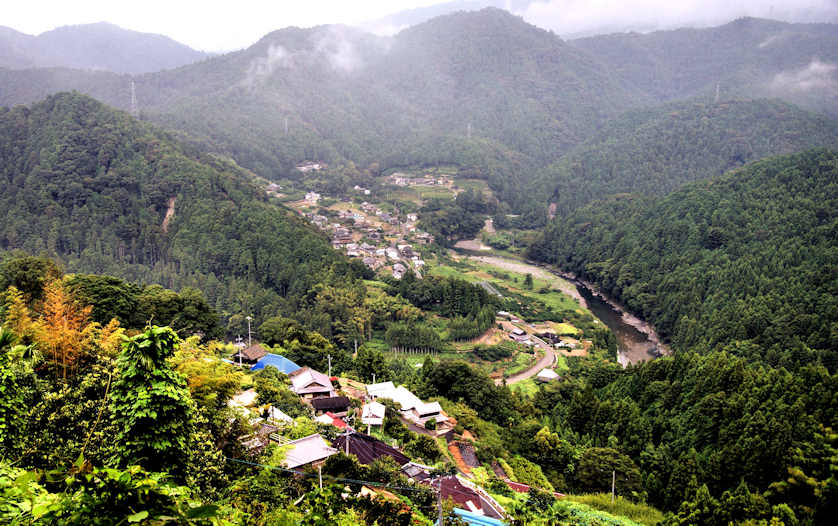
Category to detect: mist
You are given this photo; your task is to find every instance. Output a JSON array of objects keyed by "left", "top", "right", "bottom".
[{"left": 521, "top": 0, "right": 838, "bottom": 38}]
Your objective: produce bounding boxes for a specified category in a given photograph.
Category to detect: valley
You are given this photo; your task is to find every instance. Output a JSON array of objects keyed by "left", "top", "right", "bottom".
[{"left": 0, "top": 6, "right": 837, "bottom": 526}]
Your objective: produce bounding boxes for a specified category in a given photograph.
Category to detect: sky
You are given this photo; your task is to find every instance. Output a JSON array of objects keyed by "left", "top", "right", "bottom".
[{"left": 3, "top": 0, "right": 836, "bottom": 51}]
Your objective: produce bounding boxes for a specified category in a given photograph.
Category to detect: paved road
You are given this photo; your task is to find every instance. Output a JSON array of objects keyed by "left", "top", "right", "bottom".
[{"left": 495, "top": 332, "right": 557, "bottom": 385}]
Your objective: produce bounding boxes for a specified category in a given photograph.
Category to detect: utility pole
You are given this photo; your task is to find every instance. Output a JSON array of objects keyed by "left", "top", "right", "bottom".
[
  {"left": 236, "top": 335, "right": 243, "bottom": 367},
  {"left": 318, "top": 465, "right": 323, "bottom": 490},
  {"left": 328, "top": 354, "right": 332, "bottom": 377},
  {"left": 611, "top": 470, "right": 616, "bottom": 503},
  {"left": 246, "top": 316, "right": 253, "bottom": 348},
  {"left": 714, "top": 82, "right": 720, "bottom": 103},
  {"left": 437, "top": 477, "right": 444, "bottom": 525},
  {"left": 284, "top": 117, "right": 289, "bottom": 135}
]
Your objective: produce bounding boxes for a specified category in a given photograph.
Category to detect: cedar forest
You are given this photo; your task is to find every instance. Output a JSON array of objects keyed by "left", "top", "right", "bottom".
[{"left": 0, "top": 7, "right": 837, "bottom": 526}]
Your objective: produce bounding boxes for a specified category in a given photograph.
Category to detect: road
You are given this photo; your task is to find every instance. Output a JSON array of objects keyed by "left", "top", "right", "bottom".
[{"left": 495, "top": 331, "right": 557, "bottom": 385}]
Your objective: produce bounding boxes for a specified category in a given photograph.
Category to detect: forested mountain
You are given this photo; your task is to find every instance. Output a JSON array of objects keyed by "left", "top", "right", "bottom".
[
  {"left": 0, "top": 12, "right": 835, "bottom": 211},
  {"left": 0, "top": 22, "right": 207, "bottom": 73},
  {"left": 571, "top": 17, "right": 838, "bottom": 117},
  {"left": 0, "top": 92, "right": 361, "bottom": 334},
  {"left": 531, "top": 98, "right": 838, "bottom": 214},
  {"left": 529, "top": 149, "right": 838, "bottom": 371}
]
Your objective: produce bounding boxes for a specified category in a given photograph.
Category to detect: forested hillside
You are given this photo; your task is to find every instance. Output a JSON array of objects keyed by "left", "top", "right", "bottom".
[
  {"left": 529, "top": 149, "right": 838, "bottom": 371},
  {"left": 571, "top": 17, "right": 838, "bottom": 117},
  {"left": 0, "top": 12, "right": 835, "bottom": 211},
  {"left": 0, "top": 92, "right": 362, "bottom": 335},
  {"left": 0, "top": 22, "right": 207, "bottom": 73},
  {"left": 531, "top": 99, "right": 838, "bottom": 213}
]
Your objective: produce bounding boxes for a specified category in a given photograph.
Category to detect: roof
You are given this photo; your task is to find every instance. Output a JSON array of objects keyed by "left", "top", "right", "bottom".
[
  {"left": 537, "top": 368, "right": 560, "bottom": 380},
  {"left": 251, "top": 353, "right": 301, "bottom": 374},
  {"left": 332, "top": 431, "right": 410, "bottom": 466},
  {"left": 233, "top": 343, "right": 268, "bottom": 362},
  {"left": 311, "top": 396, "right": 351, "bottom": 412},
  {"left": 266, "top": 406, "right": 293, "bottom": 423},
  {"left": 401, "top": 461, "right": 432, "bottom": 482},
  {"left": 228, "top": 388, "right": 259, "bottom": 408},
  {"left": 414, "top": 401, "right": 443, "bottom": 417},
  {"left": 450, "top": 508, "right": 507, "bottom": 526},
  {"left": 325, "top": 412, "right": 348, "bottom": 429},
  {"left": 290, "top": 367, "right": 335, "bottom": 395},
  {"left": 361, "top": 401, "right": 386, "bottom": 425},
  {"left": 438, "top": 476, "right": 504, "bottom": 520},
  {"left": 366, "top": 381, "right": 396, "bottom": 398},
  {"left": 281, "top": 434, "right": 338, "bottom": 469}
]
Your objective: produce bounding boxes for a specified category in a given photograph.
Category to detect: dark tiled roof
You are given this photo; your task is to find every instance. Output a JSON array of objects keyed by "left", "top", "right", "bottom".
[
  {"left": 312, "top": 396, "right": 351, "bottom": 412},
  {"left": 332, "top": 432, "right": 410, "bottom": 466},
  {"left": 438, "top": 476, "right": 503, "bottom": 519},
  {"left": 233, "top": 343, "right": 268, "bottom": 362}
]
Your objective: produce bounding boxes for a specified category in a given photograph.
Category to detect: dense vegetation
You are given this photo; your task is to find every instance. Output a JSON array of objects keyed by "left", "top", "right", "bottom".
[
  {"left": 0, "top": 92, "right": 371, "bottom": 336},
  {"left": 531, "top": 99, "right": 838, "bottom": 214},
  {"left": 530, "top": 149, "right": 838, "bottom": 370}
]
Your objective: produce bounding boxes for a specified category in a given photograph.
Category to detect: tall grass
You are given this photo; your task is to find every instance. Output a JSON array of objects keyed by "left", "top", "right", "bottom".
[{"left": 566, "top": 494, "right": 665, "bottom": 525}]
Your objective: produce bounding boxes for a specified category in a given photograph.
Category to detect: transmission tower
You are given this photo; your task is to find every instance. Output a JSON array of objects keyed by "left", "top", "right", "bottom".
[{"left": 130, "top": 80, "right": 139, "bottom": 118}]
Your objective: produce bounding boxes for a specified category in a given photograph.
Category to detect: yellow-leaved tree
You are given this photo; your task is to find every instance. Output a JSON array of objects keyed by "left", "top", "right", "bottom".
[
  {"left": 4, "top": 286, "right": 36, "bottom": 343},
  {"left": 37, "top": 280, "right": 93, "bottom": 379}
]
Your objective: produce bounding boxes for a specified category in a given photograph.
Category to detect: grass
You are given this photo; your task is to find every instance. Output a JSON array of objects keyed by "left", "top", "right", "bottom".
[
  {"left": 565, "top": 494, "right": 665, "bottom": 526},
  {"left": 510, "top": 377, "right": 540, "bottom": 396},
  {"left": 503, "top": 351, "right": 538, "bottom": 377}
]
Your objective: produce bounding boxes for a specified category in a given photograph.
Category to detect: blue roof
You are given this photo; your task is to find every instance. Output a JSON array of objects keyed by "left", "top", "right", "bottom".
[
  {"left": 250, "top": 353, "right": 301, "bottom": 374},
  {"left": 437, "top": 509, "right": 505, "bottom": 526}
]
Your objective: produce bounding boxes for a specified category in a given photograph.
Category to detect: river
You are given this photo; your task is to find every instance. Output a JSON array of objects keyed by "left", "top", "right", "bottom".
[
  {"left": 465, "top": 253, "right": 667, "bottom": 367},
  {"left": 574, "top": 285, "right": 663, "bottom": 366}
]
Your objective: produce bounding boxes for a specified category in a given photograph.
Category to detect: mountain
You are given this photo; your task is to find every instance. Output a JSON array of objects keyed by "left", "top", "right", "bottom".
[
  {"left": 0, "top": 92, "right": 356, "bottom": 333},
  {"left": 0, "top": 22, "right": 207, "bottom": 74},
  {"left": 571, "top": 17, "right": 838, "bottom": 117},
  {"left": 360, "top": 0, "right": 530, "bottom": 35},
  {"left": 528, "top": 149, "right": 838, "bottom": 371},
  {"left": 0, "top": 12, "right": 836, "bottom": 210},
  {"left": 530, "top": 98, "right": 838, "bottom": 214}
]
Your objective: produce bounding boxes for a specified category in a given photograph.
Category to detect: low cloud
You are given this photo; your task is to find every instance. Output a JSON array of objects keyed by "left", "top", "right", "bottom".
[
  {"left": 243, "top": 44, "right": 292, "bottom": 87},
  {"left": 771, "top": 59, "right": 838, "bottom": 93},
  {"left": 313, "top": 26, "right": 364, "bottom": 73},
  {"left": 520, "top": 0, "right": 838, "bottom": 38}
]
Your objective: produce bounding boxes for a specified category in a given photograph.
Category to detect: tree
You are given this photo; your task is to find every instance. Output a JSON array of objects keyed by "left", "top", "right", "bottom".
[
  {"left": 0, "top": 328, "right": 24, "bottom": 458},
  {"left": 355, "top": 346, "right": 386, "bottom": 383},
  {"left": 4, "top": 286, "right": 35, "bottom": 344},
  {"left": 524, "top": 273, "right": 534, "bottom": 290},
  {"left": 37, "top": 280, "right": 93, "bottom": 380},
  {"left": 110, "top": 326, "right": 194, "bottom": 478},
  {"left": 0, "top": 254, "right": 62, "bottom": 302}
]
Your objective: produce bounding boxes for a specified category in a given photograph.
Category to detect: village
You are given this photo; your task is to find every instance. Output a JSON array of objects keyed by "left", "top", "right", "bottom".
[
  {"left": 223, "top": 329, "right": 570, "bottom": 525},
  {"left": 283, "top": 168, "right": 440, "bottom": 280}
]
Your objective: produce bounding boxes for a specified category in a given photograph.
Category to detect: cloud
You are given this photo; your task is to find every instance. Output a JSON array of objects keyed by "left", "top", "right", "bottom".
[
  {"left": 243, "top": 43, "right": 292, "bottom": 87},
  {"left": 519, "top": 0, "right": 838, "bottom": 38},
  {"left": 770, "top": 59, "right": 838, "bottom": 93},
  {"left": 313, "top": 26, "right": 364, "bottom": 72}
]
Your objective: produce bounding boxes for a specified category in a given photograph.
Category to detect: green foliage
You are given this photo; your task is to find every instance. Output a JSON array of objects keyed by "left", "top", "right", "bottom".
[
  {"left": 530, "top": 149, "right": 838, "bottom": 370},
  {"left": 0, "top": 328, "right": 25, "bottom": 458},
  {"left": 0, "top": 462, "right": 236, "bottom": 525},
  {"left": 111, "top": 326, "right": 194, "bottom": 478},
  {"left": 404, "top": 434, "right": 441, "bottom": 464},
  {"left": 0, "top": 253, "right": 62, "bottom": 302}
]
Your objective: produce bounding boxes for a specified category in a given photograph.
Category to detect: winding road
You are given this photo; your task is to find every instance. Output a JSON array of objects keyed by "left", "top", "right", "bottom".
[{"left": 495, "top": 331, "right": 557, "bottom": 385}]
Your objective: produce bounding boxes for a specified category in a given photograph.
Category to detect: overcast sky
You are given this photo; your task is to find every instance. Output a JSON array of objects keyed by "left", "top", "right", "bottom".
[{"left": 4, "top": 0, "right": 836, "bottom": 51}]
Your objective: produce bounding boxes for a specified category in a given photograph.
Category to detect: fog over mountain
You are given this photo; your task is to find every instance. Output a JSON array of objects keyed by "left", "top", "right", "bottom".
[{"left": 0, "top": 22, "right": 207, "bottom": 74}]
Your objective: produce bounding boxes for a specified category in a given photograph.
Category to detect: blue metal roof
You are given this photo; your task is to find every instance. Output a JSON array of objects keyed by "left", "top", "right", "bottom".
[
  {"left": 250, "top": 353, "right": 301, "bottom": 374},
  {"left": 437, "top": 509, "right": 506, "bottom": 526}
]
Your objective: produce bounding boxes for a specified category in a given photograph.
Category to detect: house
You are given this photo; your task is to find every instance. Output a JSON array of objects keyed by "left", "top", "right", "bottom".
[
  {"left": 297, "top": 162, "right": 324, "bottom": 173},
  {"left": 280, "top": 434, "right": 337, "bottom": 469},
  {"left": 231, "top": 343, "right": 269, "bottom": 365},
  {"left": 410, "top": 401, "right": 447, "bottom": 426},
  {"left": 437, "top": 476, "right": 505, "bottom": 520},
  {"left": 289, "top": 367, "right": 335, "bottom": 400},
  {"left": 510, "top": 328, "right": 525, "bottom": 336},
  {"left": 315, "top": 412, "right": 349, "bottom": 430},
  {"left": 304, "top": 191, "right": 321, "bottom": 203},
  {"left": 393, "top": 263, "right": 407, "bottom": 280},
  {"left": 311, "top": 396, "right": 352, "bottom": 416},
  {"left": 363, "top": 257, "right": 381, "bottom": 270},
  {"left": 265, "top": 406, "right": 294, "bottom": 425},
  {"left": 332, "top": 431, "right": 410, "bottom": 466},
  {"left": 536, "top": 368, "right": 560, "bottom": 383},
  {"left": 366, "top": 381, "right": 396, "bottom": 399},
  {"left": 407, "top": 213, "right": 418, "bottom": 222},
  {"left": 228, "top": 388, "right": 259, "bottom": 408},
  {"left": 366, "top": 383, "right": 424, "bottom": 413},
  {"left": 250, "top": 353, "right": 301, "bottom": 375},
  {"left": 386, "top": 248, "right": 400, "bottom": 261},
  {"left": 361, "top": 401, "right": 385, "bottom": 426},
  {"left": 401, "top": 461, "right": 433, "bottom": 482}
]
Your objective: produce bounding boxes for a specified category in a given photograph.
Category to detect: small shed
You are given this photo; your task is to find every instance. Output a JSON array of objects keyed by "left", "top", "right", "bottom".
[
  {"left": 536, "top": 368, "right": 560, "bottom": 383},
  {"left": 250, "top": 353, "right": 301, "bottom": 374}
]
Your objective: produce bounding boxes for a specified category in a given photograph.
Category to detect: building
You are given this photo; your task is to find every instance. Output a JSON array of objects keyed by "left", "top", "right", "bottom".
[
  {"left": 410, "top": 401, "right": 447, "bottom": 426},
  {"left": 311, "top": 396, "right": 352, "bottom": 416},
  {"left": 280, "top": 434, "right": 337, "bottom": 469},
  {"left": 250, "top": 353, "right": 301, "bottom": 375},
  {"left": 361, "top": 401, "right": 385, "bottom": 426},
  {"left": 536, "top": 368, "right": 560, "bottom": 383},
  {"left": 393, "top": 263, "right": 407, "bottom": 280},
  {"left": 289, "top": 367, "right": 335, "bottom": 400},
  {"left": 332, "top": 431, "right": 410, "bottom": 466},
  {"left": 231, "top": 343, "right": 269, "bottom": 365},
  {"left": 437, "top": 476, "right": 505, "bottom": 520},
  {"left": 304, "top": 191, "right": 321, "bottom": 203}
]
